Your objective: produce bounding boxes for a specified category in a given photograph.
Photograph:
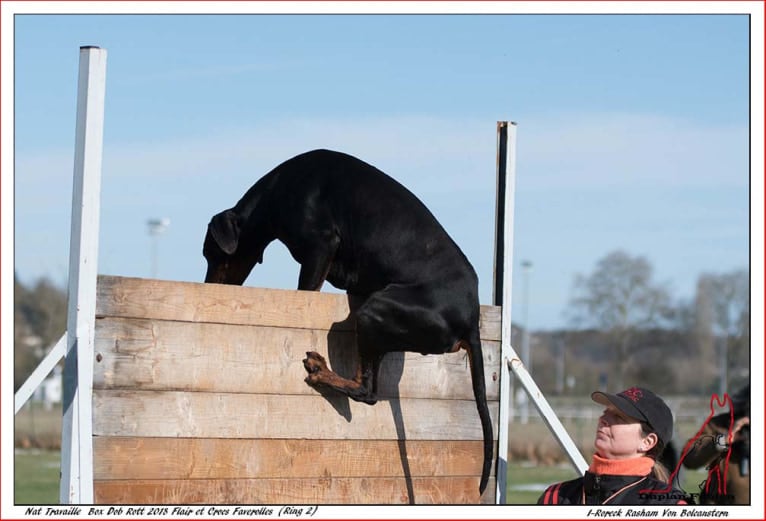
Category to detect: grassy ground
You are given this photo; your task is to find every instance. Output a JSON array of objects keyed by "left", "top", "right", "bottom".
[
  {"left": 506, "top": 462, "right": 579, "bottom": 504},
  {"left": 14, "top": 402, "right": 62, "bottom": 450},
  {"left": 14, "top": 402, "right": 62, "bottom": 505},
  {"left": 14, "top": 450, "right": 60, "bottom": 505}
]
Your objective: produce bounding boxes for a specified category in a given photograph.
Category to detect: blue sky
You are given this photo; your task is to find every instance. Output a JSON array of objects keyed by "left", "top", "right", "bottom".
[{"left": 7, "top": 7, "right": 758, "bottom": 330}]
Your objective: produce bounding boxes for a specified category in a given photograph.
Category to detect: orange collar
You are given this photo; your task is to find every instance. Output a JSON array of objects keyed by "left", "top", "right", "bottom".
[{"left": 588, "top": 453, "right": 655, "bottom": 476}]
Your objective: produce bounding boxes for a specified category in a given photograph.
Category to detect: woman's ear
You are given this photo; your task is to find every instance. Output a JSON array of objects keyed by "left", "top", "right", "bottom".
[{"left": 639, "top": 432, "right": 659, "bottom": 453}]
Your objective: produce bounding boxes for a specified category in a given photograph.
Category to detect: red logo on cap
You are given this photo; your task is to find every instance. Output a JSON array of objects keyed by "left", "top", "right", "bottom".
[{"left": 621, "top": 387, "right": 643, "bottom": 403}]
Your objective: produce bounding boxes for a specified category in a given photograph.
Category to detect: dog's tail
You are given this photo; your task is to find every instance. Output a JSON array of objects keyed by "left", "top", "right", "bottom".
[{"left": 466, "top": 333, "right": 493, "bottom": 496}]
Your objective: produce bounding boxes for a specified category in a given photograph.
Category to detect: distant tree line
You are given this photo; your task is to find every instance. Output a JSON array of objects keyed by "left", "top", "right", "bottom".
[
  {"left": 14, "top": 274, "right": 67, "bottom": 391},
  {"left": 13, "top": 250, "right": 750, "bottom": 398},
  {"left": 527, "top": 250, "right": 749, "bottom": 398}
]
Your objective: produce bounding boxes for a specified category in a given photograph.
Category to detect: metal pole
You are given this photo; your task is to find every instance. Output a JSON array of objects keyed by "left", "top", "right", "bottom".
[
  {"left": 555, "top": 336, "right": 565, "bottom": 395},
  {"left": 719, "top": 336, "right": 728, "bottom": 397},
  {"left": 520, "top": 260, "right": 532, "bottom": 424},
  {"left": 147, "top": 218, "right": 170, "bottom": 278},
  {"left": 150, "top": 234, "right": 158, "bottom": 278},
  {"left": 60, "top": 45, "right": 107, "bottom": 504}
]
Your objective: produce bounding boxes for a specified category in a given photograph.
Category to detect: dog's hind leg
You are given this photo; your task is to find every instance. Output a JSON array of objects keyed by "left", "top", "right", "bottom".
[
  {"left": 352, "top": 284, "right": 493, "bottom": 494},
  {"left": 343, "top": 285, "right": 456, "bottom": 400},
  {"left": 303, "top": 284, "right": 462, "bottom": 405},
  {"left": 354, "top": 284, "right": 457, "bottom": 354}
]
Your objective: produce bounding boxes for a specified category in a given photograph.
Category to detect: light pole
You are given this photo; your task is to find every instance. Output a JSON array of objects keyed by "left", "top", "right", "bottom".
[
  {"left": 555, "top": 335, "right": 565, "bottom": 395},
  {"left": 520, "top": 259, "right": 532, "bottom": 424},
  {"left": 147, "top": 218, "right": 170, "bottom": 279},
  {"left": 719, "top": 336, "right": 728, "bottom": 398}
]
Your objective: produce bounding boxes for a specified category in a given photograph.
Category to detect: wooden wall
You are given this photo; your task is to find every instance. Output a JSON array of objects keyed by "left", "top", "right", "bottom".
[{"left": 92, "top": 276, "right": 501, "bottom": 504}]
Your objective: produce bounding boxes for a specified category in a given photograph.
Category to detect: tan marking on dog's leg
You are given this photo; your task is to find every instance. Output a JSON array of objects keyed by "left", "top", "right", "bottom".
[
  {"left": 303, "top": 351, "right": 365, "bottom": 392},
  {"left": 448, "top": 340, "right": 469, "bottom": 353}
]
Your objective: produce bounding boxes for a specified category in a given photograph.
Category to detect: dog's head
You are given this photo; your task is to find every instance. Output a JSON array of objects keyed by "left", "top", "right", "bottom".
[{"left": 203, "top": 209, "right": 267, "bottom": 285}]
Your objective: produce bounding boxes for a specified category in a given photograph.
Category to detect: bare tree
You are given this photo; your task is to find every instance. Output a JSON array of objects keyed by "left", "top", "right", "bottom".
[
  {"left": 694, "top": 269, "right": 749, "bottom": 390},
  {"left": 568, "top": 250, "right": 674, "bottom": 390}
]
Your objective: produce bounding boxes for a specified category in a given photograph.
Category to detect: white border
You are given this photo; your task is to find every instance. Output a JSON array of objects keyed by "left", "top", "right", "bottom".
[{"left": 3, "top": 2, "right": 763, "bottom": 519}]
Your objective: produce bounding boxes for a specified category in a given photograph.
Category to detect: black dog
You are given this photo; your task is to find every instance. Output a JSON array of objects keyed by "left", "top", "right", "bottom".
[{"left": 203, "top": 149, "right": 493, "bottom": 495}]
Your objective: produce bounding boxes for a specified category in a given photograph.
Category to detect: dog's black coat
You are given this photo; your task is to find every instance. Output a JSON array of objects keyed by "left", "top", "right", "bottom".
[{"left": 203, "top": 149, "right": 493, "bottom": 495}]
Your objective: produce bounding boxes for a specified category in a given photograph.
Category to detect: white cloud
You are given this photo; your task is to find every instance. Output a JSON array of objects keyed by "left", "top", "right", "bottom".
[
  {"left": 95, "top": 115, "right": 492, "bottom": 186},
  {"left": 16, "top": 111, "right": 747, "bottom": 194},
  {"left": 12, "top": 111, "right": 750, "bottom": 328}
]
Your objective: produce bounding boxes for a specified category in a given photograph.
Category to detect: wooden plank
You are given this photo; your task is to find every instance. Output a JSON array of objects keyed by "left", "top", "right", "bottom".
[
  {"left": 94, "top": 317, "right": 501, "bottom": 400},
  {"left": 93, "top": 390, "right": 499, "bottom": 441},
  {"left": 93, "top": 438, "right": 493, "bottom": 480},
  {"left": 96, "top": 276, "right": 501, "bottom": 341},
  {"left": 93, "top": 476, "right": 496, "bottom": 504}
]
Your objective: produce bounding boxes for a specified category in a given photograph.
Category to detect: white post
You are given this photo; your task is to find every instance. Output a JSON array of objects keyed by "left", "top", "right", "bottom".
[
  {"left": 60, "top": 46, "right": 107, "bottom": 504},
  {"left": 493, "top": 122, "right": 588, "bottom": 505},
  {"left": 494, "top": 121, "right": 517, "bottom": 504}
]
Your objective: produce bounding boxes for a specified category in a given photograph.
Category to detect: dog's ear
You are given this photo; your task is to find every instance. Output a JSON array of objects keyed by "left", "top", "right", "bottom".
[{"left": 208, "top": 209, "right": 241, "bottom": 255}]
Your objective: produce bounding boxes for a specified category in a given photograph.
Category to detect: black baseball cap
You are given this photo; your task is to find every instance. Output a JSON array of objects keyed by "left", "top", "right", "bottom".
[{"left": 592, "top": 386, "right": 674, "bottom": 446}]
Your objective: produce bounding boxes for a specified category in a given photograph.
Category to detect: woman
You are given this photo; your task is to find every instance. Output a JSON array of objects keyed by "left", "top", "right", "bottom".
[
  {"left": 539, "top": 386, "right": 690, "bottom": 505},
  {"left": 682, "top": 383, "right": 749, "bottom": 505}
]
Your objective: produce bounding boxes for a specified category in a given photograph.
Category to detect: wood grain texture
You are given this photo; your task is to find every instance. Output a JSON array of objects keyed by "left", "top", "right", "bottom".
[
  {"left": 92, "top": 275, "right": 504, "bottom": 504},
  {"left": 92, "top": 437, "right": 493, "bottom": 480},
  {"left": 93, "top": 390, "right": 499, "bottom": 440},
  {"left": 93, "top": 476, "right": 496, "bottom": 504},
  {"left": 96, "top": 276, "right": 501, "bottom": 341},
  {"left": 94, "top": 317, "right": 501, "bottom": 400}
]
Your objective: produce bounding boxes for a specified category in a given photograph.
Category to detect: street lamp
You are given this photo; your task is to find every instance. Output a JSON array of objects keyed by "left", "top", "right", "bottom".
[
  {"left": 147, "top": 218, "right": 170, "bottom": 279},
  {"left": 519, "top": 259, "right": 532, "bottom": 424},
  {"left": 719, "top": 336, "right": 728, "bottom": 398}
]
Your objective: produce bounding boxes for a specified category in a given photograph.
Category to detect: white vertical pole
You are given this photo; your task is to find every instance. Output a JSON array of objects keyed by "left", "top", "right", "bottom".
[
  {"left": 494, "top": 121, "right": 517, "bottom": 504},
  {"left": 60, "top": 45, "right": 107, "bottom": 504},
  {"left": 493, "top": 122, "right": 589, "bottom": 503}
]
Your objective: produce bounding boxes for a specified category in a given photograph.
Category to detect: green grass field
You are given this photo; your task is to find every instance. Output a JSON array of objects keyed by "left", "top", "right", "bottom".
[
  {"left": 507, "top": 462, "right": 579, "bottom": 504},
  {"left": 14, "top": 450, "right": 61, "bottom": 505}
]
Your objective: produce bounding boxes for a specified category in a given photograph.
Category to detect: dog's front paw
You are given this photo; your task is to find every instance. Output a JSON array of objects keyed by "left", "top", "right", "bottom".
[
  {"left": 303, "top": 352, "right": 327, "bottom": 387},
  {"left": 303, "top": 351, "right": 328, "bottom": 374}
]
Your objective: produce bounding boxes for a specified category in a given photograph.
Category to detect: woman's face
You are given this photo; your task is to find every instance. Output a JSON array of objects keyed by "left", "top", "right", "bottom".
[{"left": 594, "top": 405, "right": 655, "bottom": 459}]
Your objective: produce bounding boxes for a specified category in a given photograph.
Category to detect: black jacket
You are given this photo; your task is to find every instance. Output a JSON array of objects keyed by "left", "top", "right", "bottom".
[{"left": 538, "top": 471, "right": 692, "bottom": 505}]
